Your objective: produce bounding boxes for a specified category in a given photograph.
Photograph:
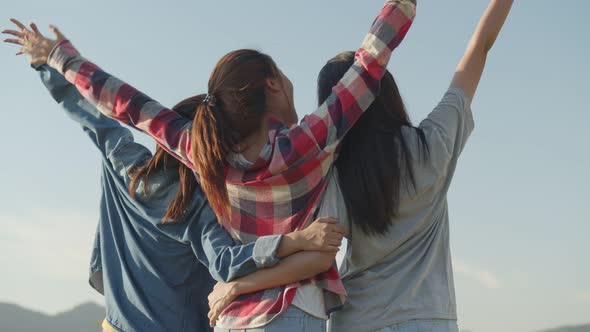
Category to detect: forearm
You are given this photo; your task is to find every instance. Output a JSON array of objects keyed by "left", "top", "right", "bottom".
[
  {"left": 47, "top": 40, "right": 196, "bottom": 169},
  {"left": 471, "top": 0, "right": 513, "bottom": 53},
  {"left": 227, "top": 251, "right": 335, "bottom": 297},
  {"left": 197, "top": 211, "right": 285, "bottom": 282},
  {"left": 451, "top": 0, "right": 513, "bottom": 99},
  {"left": 208, "top": 232, "right": 304, "bottom": 281},
  {"left": 37, "top": 65, "right": 143, "bottom": 158},
  {"left": 38, "top": 65, "right": 127, "bottom": 127},
  {"left": 274, "top": 231, "right": 304, "bottom": 258},
  {"left": 294, "top": 0, "right": 416, "bottom": 155}
]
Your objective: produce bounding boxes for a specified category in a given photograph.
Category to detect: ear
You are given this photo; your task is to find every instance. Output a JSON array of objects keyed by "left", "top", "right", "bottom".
[{"left": 265, "top": 77, "right": 282, "bottom": 94}]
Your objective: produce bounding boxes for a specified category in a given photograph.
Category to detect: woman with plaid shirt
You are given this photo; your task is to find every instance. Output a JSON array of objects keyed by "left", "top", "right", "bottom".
[
  {"left": 5, "top": 0, "right": 417, "bottom": 330},
  {"left": 209, "top": 1, "right": 514, "bottom": 332}
]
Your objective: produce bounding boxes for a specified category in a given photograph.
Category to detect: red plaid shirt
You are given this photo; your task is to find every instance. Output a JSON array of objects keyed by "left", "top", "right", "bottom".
[{"left": 48, "top": 0, "right": 416, "bottom": 328}]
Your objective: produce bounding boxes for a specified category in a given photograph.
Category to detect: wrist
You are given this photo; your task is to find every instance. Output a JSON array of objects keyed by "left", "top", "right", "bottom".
[
  {"left": 287, "top": 231, "right": 307, "bottom": 252},
  {"left": 228, "top": 281, "right": 242, "bottom": 297},
  {"left": 47, "top": 39, "right": 78, "bottom": 74},
  {"left": 276, "top": 231, "right": 306, "bottom": 258}
]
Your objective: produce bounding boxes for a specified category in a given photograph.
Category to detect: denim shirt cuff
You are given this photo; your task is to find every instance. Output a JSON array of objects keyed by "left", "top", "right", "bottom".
[{"left": 252, "top": 235, "right": 282, "bottom": 268}]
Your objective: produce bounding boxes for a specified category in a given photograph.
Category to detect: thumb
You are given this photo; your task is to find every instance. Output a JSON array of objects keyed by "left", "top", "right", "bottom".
[{"left": 49, "top": 25, "right": 65, "bottom": 41}]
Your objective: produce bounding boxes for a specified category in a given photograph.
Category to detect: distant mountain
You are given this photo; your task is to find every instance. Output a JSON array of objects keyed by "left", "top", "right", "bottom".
[
  {"left": 0, "top": 302, "right": 588, "bottom": 332},
  {"left": 0, "top": 302, "right": 104, "bottom": 332},
  {"left": 538, "top": 324, "right": 590, "bottom": 332}
]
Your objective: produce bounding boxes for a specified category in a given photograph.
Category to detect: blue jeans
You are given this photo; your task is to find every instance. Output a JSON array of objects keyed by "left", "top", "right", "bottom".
[
  {"left": 373, "top": 319, "right": 459, "bottom": 332},
  {"left": 214, "top": 306, "right": 326, "bottom": 332}
]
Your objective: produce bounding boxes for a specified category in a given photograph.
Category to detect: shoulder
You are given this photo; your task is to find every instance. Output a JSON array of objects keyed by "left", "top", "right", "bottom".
[{"left": 420, "top": 87, "right": 474, "bottom": 136}]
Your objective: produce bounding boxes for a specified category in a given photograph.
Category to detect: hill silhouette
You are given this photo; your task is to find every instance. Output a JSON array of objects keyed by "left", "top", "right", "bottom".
[
  {"left": 0, "top": 302, "right": 104, "bottom": 332},
  {"left": 0, "top": 302, "right": 588, "bottom": 332},
  {"left": 538, "top": 324, "right": 590, "bottom": 332}
]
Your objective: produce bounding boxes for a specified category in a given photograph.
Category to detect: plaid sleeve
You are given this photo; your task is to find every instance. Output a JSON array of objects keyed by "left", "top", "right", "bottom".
[
  {"left": 47, "top": 40, "right": 196, "bottom": 170},
  {"left": 277, "top": 0, "right": 416, "bottom": 164}
]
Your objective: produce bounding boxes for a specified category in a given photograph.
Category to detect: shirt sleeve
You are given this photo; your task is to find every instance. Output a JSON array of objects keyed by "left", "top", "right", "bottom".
[
  {"left": 419, "top": 87, "right": 475, "bottom": 183},
  {"left": 271, "top": 0, "right": 417, "bottom": 167},
  {"left": 46, "top": 41, "right": 195, "bottom": 170},
  {"left": 37, "top": 65, "right": 153, "bottom": 187},
  {"left": 183, "top": 202, "right": 282, "bottom": 282}
]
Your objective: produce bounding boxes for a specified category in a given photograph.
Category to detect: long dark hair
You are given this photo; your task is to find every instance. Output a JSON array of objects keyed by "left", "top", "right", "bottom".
[
  {"left": 317, "top": 51, "right": 428, "bottom": 236},
  {"left": 191, "top": 49, "right": 279, "bottom": 219},
  {"left": 129, "top": 96, "right": 202, "bottom": 222}
]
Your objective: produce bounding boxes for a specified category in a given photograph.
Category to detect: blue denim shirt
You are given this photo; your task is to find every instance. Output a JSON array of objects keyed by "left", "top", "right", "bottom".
[{"left": 36, "top": 66, "right": 283, "bottom": 332}]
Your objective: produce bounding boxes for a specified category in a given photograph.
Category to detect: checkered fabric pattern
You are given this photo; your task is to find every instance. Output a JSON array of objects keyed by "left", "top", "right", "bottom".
[{"left": 48, "top": 0, "right": 416, "bottom": 328}]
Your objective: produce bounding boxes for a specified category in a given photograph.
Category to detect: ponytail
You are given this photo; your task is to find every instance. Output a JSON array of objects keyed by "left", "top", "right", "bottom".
[
  {"left": 192, "top": 95, "right": 237, "bottom": 220},
  {"left": 190, "top": 49, "right": 279, "bottom": 220}
]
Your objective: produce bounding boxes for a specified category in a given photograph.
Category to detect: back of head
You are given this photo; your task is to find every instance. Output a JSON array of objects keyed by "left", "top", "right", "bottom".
[
  {"left": 191, "top": 49, "right": 279, "bottom": 220},
  {"left": 317, "top": 51, "right": 427, "bottom": 236},
  {"left": 129, "top": 96, "right": 203, "bottom": 222}
]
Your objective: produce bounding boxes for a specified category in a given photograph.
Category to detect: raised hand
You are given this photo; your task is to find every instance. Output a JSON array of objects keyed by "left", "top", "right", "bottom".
[{"left": 2, "top": 18, "right": 66, "bottom": 65}]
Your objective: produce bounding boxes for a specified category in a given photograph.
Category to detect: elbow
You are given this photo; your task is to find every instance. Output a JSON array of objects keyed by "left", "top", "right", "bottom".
[
  {"left": 469, "top": 40, "right": 492, "bottom": 57},
  {"left": 482, "top": 40, "right": 495, "bottom": 55},
  {"left": 209, "top": 264, "right": 231, "bottom": 283},
  {"left": 209, "top": 255, "right": 239, "bottom": 283},
  {"left": 479, "top": 31, "right": 504, "bottom": 54}
]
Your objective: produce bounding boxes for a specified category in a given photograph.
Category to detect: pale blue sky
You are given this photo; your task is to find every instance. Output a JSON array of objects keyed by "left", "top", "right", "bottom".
[{"left": 0, "top": 1, "right": 589, "bottom": 332}]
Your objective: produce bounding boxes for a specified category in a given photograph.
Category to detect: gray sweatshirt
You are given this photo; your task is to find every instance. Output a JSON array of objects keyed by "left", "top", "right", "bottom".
[{"left": 319, "top": 88, "right": 474, "bottom": 332}]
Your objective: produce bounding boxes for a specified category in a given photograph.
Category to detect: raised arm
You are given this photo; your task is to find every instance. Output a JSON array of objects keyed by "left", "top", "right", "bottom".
[
  {"left": 36, "top": 65, "right": 153, "bottom": 186},
  {"left": 276, "top": 0, "right": 416, "bottom": 164},
  {"left": 417, "top": 0, "right": 512, "bottom": 179},
  {"left": 3, "top": 19, "right": 196, "bottom": 169},
  {"left": 49, "top": 40, "right": 195, "bottom": 169},
  {"left": 207, "top": 250, "right": 337, "bottom": 327},
  {"left": 450, "top": 0, "right": 513, "bottom": 100}
]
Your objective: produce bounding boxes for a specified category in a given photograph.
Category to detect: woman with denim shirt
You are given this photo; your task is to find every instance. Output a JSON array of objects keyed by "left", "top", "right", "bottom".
[{"left": 24, "top": 65, "right": 345, "bottom": 332}]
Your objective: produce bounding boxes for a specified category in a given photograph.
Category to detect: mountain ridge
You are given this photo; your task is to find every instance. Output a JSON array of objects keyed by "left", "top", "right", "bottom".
[
  {"left": 0, "top": 302, "right": 588, "bottom": 332},
  {"left": 0, "top": 301, "right": 104, "bottom": 332},
  {"left": 537, "top": 323, "right": 590, "bottom": 332}
]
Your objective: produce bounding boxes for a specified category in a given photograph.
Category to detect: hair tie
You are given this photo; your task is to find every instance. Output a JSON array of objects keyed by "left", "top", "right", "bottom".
[{"left": 203, "top": 93, "right": 217, "bottom": 107}]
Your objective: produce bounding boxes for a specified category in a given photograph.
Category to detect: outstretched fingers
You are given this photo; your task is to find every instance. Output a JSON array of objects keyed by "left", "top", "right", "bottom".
[
  {"left": 4, "top": 18, "right": 30, "bottom": 51},
  {"left": 29, "top": 23, "right": 41, "bottom": 36},
  {"left": 2, "top": 29, "right": 25, "bottom": 49},
  {"left": 2, "top": 34, "right": 26, "bottom": 55},
  {"left": 2, "top": 29, "right": 24, "bottom": 38},
  {"left": 9, "top": 18, "right": 27, "bottom": 32},
  {"left": 4, "top": 19, "right": 63, "bottom": 63},
  {"left": 3, "top": 38, "right": 23, "bottom": 45}
]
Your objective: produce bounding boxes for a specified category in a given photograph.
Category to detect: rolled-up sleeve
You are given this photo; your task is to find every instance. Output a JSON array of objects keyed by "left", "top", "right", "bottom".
[
  {"left": 183, "top": 203, "right": 282, "bottom": 282},
  {"left": 252, "top": 235, "right": 283, "bottom": 268}
]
